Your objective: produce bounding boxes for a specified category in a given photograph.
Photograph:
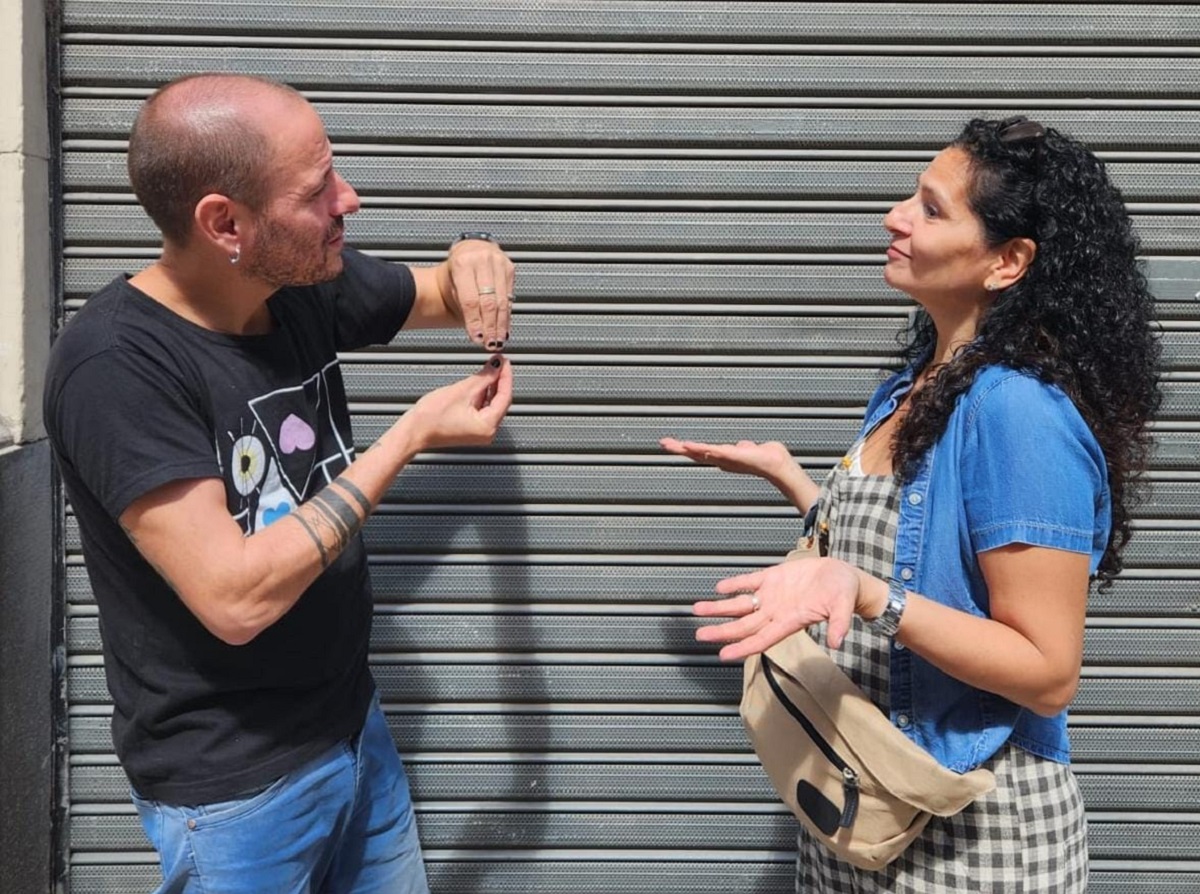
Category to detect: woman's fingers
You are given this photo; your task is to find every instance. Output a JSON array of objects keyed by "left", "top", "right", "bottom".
[
  {"left": 697, "top": 559, "right": 863, "bottom": 656},
  {"left": 659, "top": 437, "right": 718, "bottom": 460},
  {"left": 714, "top": 570, "right": 765, "bottom": 597},
  {"left": 717, "top": 623, "right": 795, "bottom": 662},
  {"left": 824, "top": 597, "right": 856, "bottom": 650},
  {"left": 694, "top": 609, "right": 769, "bottom": 644}
]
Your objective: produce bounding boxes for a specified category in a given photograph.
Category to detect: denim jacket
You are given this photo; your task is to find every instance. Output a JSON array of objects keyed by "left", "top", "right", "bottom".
[{"left": 857, "top": 363, "right": 1110, "bottom": 771}]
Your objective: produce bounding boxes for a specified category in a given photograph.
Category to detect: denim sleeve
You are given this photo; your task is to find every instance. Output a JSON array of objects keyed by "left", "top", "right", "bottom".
[{"left": 960, "top": 371, "right": 1110, "bottom": 561}]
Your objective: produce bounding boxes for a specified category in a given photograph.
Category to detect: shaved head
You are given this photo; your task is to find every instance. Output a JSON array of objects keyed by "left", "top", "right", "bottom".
[{"left": 128, "top": 74, "right": 309, "bottom": 244}]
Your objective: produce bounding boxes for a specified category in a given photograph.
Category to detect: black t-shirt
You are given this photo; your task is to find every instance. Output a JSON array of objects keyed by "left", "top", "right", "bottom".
[{"left": 44, "top": 249, "right": 415, "bottom": 804}]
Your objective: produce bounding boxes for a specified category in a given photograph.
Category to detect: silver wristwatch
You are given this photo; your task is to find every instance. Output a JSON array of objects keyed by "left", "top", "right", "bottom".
[{"left": 868, "top": 580, "right": 907, "bottom": 637}]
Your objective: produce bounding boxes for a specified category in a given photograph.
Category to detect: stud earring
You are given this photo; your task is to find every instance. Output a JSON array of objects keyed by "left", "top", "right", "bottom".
[
  {"left": 984, "top": 281, "right": 998, "bottom": 291},
  {"left": 229, "top": 247, "right": 241, "bottom": 265}
]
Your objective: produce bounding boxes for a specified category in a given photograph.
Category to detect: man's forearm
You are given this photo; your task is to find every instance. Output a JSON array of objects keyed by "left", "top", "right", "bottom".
[
  {"left": 288, "top": 477, "right": 373, "bottom": 570},
  {"left": 217, "top": 419, "right": 421, "bottom": 643}
]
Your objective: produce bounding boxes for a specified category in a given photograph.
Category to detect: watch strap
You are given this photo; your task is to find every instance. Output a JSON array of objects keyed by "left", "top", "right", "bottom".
[
  {"left": 868, "top": 580, "right": 907, "bottom": 637},
  {"left": 451, "top": 231, "right": 499, "bottom": 248}
]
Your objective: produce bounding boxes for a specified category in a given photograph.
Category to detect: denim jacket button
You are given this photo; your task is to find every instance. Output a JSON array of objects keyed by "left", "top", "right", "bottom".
[
  {"left": 893, "top": 641, "right": 906, "bottom": 651},
  {"left": 907, "top": 492, "right": 922, "bottom": 506},
  {"left": 900, "top": 568, "right": 913, "bottom": 581},
  {"left": 896, "top": 714, "right": 911, "bottom": 728}
]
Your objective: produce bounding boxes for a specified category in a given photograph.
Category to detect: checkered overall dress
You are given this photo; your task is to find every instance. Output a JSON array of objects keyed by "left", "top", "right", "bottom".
[{"left": 796, "top": 454, "right": 1089, "bottom": 892}]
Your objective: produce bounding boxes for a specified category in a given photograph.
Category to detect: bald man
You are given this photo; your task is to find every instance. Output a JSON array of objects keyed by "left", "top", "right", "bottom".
[{"left": 44, "top": 74, "right": 514, "bottom": 893}]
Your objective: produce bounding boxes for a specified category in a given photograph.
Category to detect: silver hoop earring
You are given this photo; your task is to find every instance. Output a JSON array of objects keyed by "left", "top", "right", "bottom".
[{"left": 229, "top": 247, "right": 241, "bottom": 265}]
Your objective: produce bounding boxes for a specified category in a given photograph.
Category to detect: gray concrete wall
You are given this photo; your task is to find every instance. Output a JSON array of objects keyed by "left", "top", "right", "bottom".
[
  {"left": 1, "top": 0, "right": 52, "bottom": 447},
  {"left": 1, "top": 0, "right": 57, "bottom": 891}
]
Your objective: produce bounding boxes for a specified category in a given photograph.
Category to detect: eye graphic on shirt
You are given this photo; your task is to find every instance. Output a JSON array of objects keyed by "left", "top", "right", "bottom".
[
  {"left": 230, "top": 434, "right": 267, "bottom": 496},
  {"left": 220, "top": 359, "right": 353, "bottom": 536}
]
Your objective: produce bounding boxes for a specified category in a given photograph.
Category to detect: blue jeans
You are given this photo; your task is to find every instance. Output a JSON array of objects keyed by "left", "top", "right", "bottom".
[{"left": 131, "top": 697, "right": 429, "bottom": 894}]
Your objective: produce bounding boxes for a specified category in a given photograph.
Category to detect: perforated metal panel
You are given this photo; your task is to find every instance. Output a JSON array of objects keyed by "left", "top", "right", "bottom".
[{"left": 55, "top": 2, "right": 1200, "bottom": 891}]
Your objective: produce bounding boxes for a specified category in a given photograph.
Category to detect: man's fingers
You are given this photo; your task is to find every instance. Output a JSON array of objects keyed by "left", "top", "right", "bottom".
[
  {"left": 474, "top": 276, "right": 501, "bottom": 351},
  {"left": 505, "top": 265, "right": 517, "bottom": 344},
  {"left": 451, "top": 246, "right": 501, "bottom": 350},
  {"left": 476, "top": 357, "right": 513, "bottom": 421},
  {"left": 448, "top": 239, "right": 510, "bottom": 350},
  {"left": 460, "top": 280, "right": 487, "bottom": 348},
  {"left": 492, "top": 255, "right": 512, "bottom": 349},
  {"left": 470, "top": 254, "right": 512, "bottom": 351},
  {"left": 489, "top": 358, "right": 514, "bottom": 410}
]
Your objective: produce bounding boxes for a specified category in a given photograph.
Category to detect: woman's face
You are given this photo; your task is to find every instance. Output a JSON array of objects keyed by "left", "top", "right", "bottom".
[{"left": 883, "top": 147, "right": 1001, "bottom": 308}]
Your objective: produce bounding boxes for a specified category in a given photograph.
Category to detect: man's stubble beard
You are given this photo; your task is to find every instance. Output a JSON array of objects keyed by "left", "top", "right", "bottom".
[{"left": 241, "top": 213, "right": 344, "bottom": 289}]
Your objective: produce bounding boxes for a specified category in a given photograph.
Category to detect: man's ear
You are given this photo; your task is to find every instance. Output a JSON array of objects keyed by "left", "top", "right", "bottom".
[
  {"left": 988, "top": 236, "right": 1037, "bottom": 290},
  {"left": 193, "top": 194, "right": 245, "bottom": 258}
]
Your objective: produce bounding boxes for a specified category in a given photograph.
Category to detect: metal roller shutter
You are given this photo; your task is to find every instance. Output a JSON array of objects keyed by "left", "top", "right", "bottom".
[{"left": 54, "top": 3, "right": 1200, "bottom": 891}]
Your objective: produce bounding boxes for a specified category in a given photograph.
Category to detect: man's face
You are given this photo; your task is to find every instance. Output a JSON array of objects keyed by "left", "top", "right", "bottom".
[{"left": 239, "top": 101, "right": 360, "bottom": 288}]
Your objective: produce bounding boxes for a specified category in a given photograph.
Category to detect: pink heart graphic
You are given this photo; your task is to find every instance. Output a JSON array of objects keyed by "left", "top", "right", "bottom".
[{"left": 279, "top": 414, "right": 316, "bottom": 454}]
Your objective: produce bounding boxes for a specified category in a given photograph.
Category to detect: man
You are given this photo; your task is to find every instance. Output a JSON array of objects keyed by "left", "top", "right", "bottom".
[{"left": 43, "top": 73, "right": 514, "bottom": 893}]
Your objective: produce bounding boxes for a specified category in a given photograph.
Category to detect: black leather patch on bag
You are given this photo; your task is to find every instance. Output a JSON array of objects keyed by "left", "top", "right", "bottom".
[{"left": 797, "top": 779, "right": 841, "bottom": 836}]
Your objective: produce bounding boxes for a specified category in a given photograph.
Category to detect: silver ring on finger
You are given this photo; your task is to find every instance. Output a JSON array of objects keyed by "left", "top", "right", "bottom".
[
  {"left": 748, "top": 593, "right": 761, "bottom": 612},
  {"left": 478, "top": 286, "right": 497, "bottom": 295}
]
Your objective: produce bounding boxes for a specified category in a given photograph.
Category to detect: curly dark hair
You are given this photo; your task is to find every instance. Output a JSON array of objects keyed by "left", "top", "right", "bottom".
[{"left": 893, "top": 117, "right": 1162, "bottom": 585}]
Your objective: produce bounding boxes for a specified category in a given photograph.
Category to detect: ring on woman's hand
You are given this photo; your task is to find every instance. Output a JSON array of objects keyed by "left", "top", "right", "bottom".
[
  {"left": 478, "top": 286, "right": 497, "bottom": 295},
  {"left": 748, "top": 593, "right": 761, "bottom": 612}
]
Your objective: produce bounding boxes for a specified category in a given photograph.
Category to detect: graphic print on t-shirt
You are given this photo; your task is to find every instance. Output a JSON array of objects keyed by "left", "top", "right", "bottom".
[{"left": 220, "top": 359, "right": 355, "bottom": 535}]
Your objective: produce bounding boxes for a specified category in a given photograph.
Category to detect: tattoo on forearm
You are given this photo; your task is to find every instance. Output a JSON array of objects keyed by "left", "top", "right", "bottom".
[
  {"left": 290, "top": 512, "right": 330, "bottom": 568},
  {"left": 292, "top": 483, "right": 368, "bottom": 569},
  {"left": 309, "top": 494, "right": 356, "bottom": 545},
  {"left": 335, "top": 477, "right": 372, "bottom": 516}
]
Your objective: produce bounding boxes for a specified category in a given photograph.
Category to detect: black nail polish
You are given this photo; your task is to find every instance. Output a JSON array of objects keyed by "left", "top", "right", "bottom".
[
  {"left": 495, "top": 340, "right": 504, "bottom": 349},
  {"left": 486, "top": 341, "right": 497, "bottom": 349},
  {"left": 489, "top": 356, "right": 502, "bottom": 368},
  {"left": 476, "top": 332, "right": 484, "bottom": 340}
]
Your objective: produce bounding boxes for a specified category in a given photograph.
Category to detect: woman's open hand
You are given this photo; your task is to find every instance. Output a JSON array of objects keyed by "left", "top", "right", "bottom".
[
  {"left": 659, "top": 437, "right": 794, "bottom": 480},
  {"left": 660, "top": 437, "right": 820, "bottom": 511},
  {"left": 694, "top": 557, "right": 871, "bottom": 660}
]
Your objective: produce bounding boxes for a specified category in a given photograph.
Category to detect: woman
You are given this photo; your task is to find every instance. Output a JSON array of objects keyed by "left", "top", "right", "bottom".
[{"left": 661, "top": 117, "right": 1161, "bottom": 891}]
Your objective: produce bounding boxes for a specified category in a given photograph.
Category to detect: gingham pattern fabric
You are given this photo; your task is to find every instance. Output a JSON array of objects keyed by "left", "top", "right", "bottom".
[
  {"left": 807, "top": 458, "right": 897, "bottom": 707},
  {"left": 796, "top": 459, "right": 1089, "bottom": 893}
]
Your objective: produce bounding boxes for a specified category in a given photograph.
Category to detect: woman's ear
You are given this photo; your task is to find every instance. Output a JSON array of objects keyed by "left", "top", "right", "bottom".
[{"left": 987, "top": 237, "right": 1038, "bottom": 290}]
